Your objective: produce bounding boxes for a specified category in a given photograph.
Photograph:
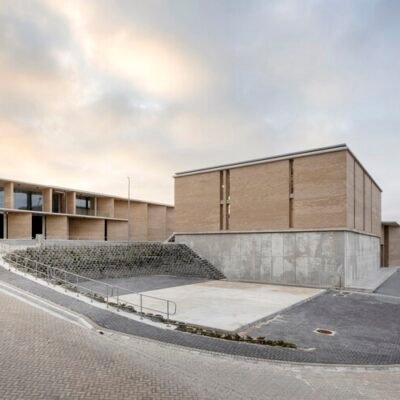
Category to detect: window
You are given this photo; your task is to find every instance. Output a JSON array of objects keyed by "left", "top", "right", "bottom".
[
  {"left": 14, "top": 191, "right": 42, "bottom": 211},
  {"left": 52, "top": 192, "right": 65, "bottom": 213},
  {"left": 0, "top": 187, "right": 3, "bottom": 208},
  {"left": 76, "top": 196, "right": 92, "bottom": 215},
  {"left": 31, "top": 193, "right": 43, "bottom": 211}
]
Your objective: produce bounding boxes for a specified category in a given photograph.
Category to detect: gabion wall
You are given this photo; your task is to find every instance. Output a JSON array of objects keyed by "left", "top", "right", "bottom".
[{"left": 10, "top": 242, "right": 225, "bottom": 281}]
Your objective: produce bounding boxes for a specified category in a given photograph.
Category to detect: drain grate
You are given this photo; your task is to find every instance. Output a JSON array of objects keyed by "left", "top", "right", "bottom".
[
  {"left": 334, "top": 291, "right": 351, "bottom": 297},
  {"left": 314, "top": 328, "right": 335, "bottom": 336}
]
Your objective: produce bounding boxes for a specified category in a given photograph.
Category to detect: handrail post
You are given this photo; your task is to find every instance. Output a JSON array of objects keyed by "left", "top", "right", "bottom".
[
  {"left": 116, "top": 288, "right": 120, "bottom": 312},
  {"left": 64, "top": 270, "right": 67, "bottom": 292},
  {"left": 35, "top": 261, "right": 38, "bottom": 280},
  {"left": 76, "top": 274, "right": 79, "bottom": 297},
  {"left": 106, "top": 286, "right": 109, "bottom": 308},
  {"left": 140, "top": 294, "right": 143, "bottom": 319},
  {"left": 167, "top": 301, "right": 170, "bottom": 327}
]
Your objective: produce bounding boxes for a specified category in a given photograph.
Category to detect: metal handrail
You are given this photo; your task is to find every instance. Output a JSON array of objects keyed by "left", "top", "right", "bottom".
[{"left": 3, "top": 252, "right": 177, "bottom": 322}]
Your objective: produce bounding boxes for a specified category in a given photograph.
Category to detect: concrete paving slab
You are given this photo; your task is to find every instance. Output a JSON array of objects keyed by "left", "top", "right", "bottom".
[
  {"left": 375, "top": 270, "right": 400, "bottom": 296},
  {"left": 347, "top": 267, "right": 399, "bottom": 292},
  {"left": 119, "top": 280, "right": 322, "bottom": 331}
]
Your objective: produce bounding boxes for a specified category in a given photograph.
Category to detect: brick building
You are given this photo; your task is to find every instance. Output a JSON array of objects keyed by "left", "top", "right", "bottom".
[
  {"left": 0, "top": 178, "right": 174, "bottom": 241},
  {"left": 174, "top": 144, "right": 383, "bottom": 288}
]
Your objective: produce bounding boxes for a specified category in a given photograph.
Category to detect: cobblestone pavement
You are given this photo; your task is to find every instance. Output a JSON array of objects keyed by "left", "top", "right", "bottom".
[
  {"left": 2, "top": 266, "right": 400, "bottom": 365},
  {"left": 1, "top": 287, "right": 400, "bottom": 400},
  {"left": 375, "top": 270, "right": 400, "bottom": 297},
  {"left": 243, "top": 290, "right": 400, "bottom": 365}
]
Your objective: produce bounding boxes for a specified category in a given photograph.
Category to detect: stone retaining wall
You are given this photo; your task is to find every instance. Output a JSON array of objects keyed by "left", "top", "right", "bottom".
[{"left": 9, "top": 242, "right": 225, "bottom": 281}]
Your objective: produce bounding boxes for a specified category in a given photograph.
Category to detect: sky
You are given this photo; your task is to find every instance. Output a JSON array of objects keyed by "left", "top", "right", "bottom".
[{"left": 0, "top": 0, "right": 399, "bottom": 218}]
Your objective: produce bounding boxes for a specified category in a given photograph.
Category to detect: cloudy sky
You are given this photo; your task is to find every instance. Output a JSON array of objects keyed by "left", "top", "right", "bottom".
[{"left": 0, "top": 0, "right": 399, "bottom": 218}]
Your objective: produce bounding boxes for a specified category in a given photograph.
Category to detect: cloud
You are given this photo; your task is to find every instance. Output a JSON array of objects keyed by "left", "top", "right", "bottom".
[{"left": 0, "top": 0, "right": 399, "bottom": 218}]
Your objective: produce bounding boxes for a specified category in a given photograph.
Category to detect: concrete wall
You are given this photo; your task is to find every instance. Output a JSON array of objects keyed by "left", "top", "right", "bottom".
[
  {"left": 69, "top": 218, "right": 105, "bottom": 240},
  {"left": 45, "top": 215, "right": 68, "bottom": 239},
  {"left": 175, "top": 230, "right": 380, "bottom": 288},
  {"left": 107, "top": 220, "right": 128, "bottom": 241},
  {"left": 8, "top": 212, "right": 32, "bottom": 239},
  {"left": 344, "top": 232, "right": 381, "bottom": 286}
]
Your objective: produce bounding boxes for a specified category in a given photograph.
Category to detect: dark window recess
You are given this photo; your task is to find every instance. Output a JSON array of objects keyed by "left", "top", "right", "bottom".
[
  {"left": 104, "top": 220, "right": 108, "bottom": 241},
  {"left": 220, "top": 171, "right": 224, "bottom": 201},
  {"left": 32, "top": 215, "right": 43, "bottom": 239},
  {"left": 0, "top": 187, "right": 4, "bottom": 208},
  {"left": 14, "top": 191, "right": 43, "bottom": 211},
  {"left": 0, "top": 214, "right": 3, "bottom": 239},
  {"left": 289, "top": 159, "right": 294, "bottom": 228},
  {"left": 76, "top": 196, "right": 92, "bottom": 215},
  {"left": 225, "top": 170, "right": 230, "bottom": 230},
  {"left": 52, "top": 192, "right": 64, "bottom": 213}
]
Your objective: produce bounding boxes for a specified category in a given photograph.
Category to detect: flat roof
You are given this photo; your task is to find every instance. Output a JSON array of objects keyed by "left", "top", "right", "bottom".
[
  {"left": 0, "top": 178, "right": 173, "bottom": 208},
  {"left": 382, "top": 221, "right": 400, "bottom": 227},
  {"left": 174, "top": 143, "right": 382, "bottom": 191}
]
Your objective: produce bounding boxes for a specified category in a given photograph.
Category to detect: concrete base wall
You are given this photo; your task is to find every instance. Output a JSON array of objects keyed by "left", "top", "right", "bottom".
[
  {"left": 175, "top": 230, "right": 381, "bottom": 288},
  {"left": 344, "top": 232, "right": 381, "bottom": 287}
]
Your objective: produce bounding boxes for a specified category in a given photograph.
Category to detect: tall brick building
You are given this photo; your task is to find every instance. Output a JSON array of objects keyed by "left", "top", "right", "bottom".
[{"left": 174, "top": 144, "right": 383, "bottom": 288}]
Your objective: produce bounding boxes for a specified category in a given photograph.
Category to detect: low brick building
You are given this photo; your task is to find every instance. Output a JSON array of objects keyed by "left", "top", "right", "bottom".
[
  {"left": 381, "top": 222, "right": 400, "bottom": 267},
  {"left": 0, "top": 178, "right": 174, "bottom": 241}
]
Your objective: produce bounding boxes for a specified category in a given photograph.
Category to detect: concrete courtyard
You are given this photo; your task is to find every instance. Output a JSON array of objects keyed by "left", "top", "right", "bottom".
[{"left": 117, "top": 279, "right": 322, "bottom": 330}]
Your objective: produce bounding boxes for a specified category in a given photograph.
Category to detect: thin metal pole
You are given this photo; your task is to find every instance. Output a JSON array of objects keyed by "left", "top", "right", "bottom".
[
  {"left": 140, "top": 294, "right": 143, "bottom": 319},
  {"left": 127, "top": 176, "right": 131, "bottom": 242},
  {"left": 167, "top": 301, "right": 170, "bottom": 327}
]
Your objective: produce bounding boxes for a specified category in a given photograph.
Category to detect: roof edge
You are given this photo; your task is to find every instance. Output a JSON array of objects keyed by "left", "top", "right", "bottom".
[
  {"left": 175, "top": 144, "right": 348, "bottom": 177},
  {"left": 174, "top": 143, "right": 382, "bottom": 192},
  {"left": 0, "top": 177, "right": 174, "bottom": 208}
]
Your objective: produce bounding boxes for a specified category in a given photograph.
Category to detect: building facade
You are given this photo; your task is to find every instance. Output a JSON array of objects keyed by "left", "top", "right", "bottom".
[
  {"left": 174, "top": 144, "right": 383, "bottom": 288},
  {"left": 381, "top": 222, "right": 400, "bottom": 267},
  {"left": 0, "top": 179, "right": 174, "bottom": 241}
]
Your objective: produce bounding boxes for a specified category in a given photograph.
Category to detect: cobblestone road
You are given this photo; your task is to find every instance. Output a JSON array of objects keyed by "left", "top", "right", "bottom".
[{"left": 1, "top": 287, "right": 400, "bottom": 399}]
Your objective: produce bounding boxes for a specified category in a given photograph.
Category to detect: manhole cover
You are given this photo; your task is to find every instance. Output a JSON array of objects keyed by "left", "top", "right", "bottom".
[{"left": 314, "top": 328, "right": 335, "bottom": 336}]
